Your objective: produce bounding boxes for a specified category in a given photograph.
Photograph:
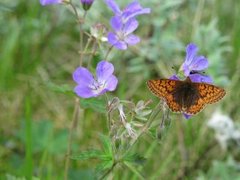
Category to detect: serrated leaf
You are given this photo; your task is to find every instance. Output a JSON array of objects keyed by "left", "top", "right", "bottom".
[
  {"left": 71, "top": 149, "right": 103, "bottom": 160},
  {"left": 99, "top": 134, "right": 112, "bottom": 156},
  {"left": 47, "top": 82, "right": 74, "bottom": 96},
  {"left": 123, "top": 153, "right": 146, "bottom": 165},
  {"left": 80, "top": 98, "right": 106, "bottom": 113},
  {"left": 95, "top": 160, "right": 113, "bottom": 175}
]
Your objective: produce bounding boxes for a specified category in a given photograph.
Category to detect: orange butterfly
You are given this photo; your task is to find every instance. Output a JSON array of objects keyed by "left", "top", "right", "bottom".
[{"left": 147, "top": 77, "right": 226, "bottom": 115}]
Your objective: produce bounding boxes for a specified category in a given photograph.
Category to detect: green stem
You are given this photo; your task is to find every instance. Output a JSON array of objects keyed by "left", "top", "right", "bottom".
[
  {"left": 68, "top": 1, "right": 79, "bottom": 20},
  {"left": 79, "top": 11, "right": 88, "bottom": 66},
  {"left": 99, "top": 162, "right": 117, "bottom": 180},
  {"left": 87, "top": 40, "right": 98, "bottom": 68},
  {"left": 104, "top": 45, "right": 113, "bottom": 60}
]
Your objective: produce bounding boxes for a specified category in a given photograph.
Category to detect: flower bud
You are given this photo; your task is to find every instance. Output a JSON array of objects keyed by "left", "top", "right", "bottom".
[
  {"left": 80, "top": 0, "right": 94, "bottom": 11},
  {"left": 90, "top": 23, "right": 108, "bottom": 42}
]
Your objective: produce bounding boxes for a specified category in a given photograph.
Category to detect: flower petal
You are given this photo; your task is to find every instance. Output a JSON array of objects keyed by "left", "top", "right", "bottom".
[
  {"left": 114, "top": 41, "right": 128, "bottom": 50},
  {"left": 110, "top": 16, "right": 123, "bottom": 32},
  {"left": 183, "top": 113, "right": 191, "bottom": 119},
  {"left": 190, "top": 56, "right": 208, "bottom": 71},
  {"left": 125, "top": 34, "right": 140, "bottom": 45},
  {"left": 182, "top": 63, "right": 191, "bottom": 76},
  {"left": 123, "top": 18, "right": 139, "bottom": 35},
  {"left": 169, "top": 74, "right": 180, "bottom": 80},
  {"left": 73, "top": 67, "right": 94, "bottom": 85},
  {"left": 74, "top": 85, "right": 95, "bottom": 98},
  {"left": 189, "top": 74, "right": 213, "bottom": 84},
  {"left": 122, "top": 1, "right": 151, "bottom": 22},
  {"left": 107, "top": 32, "right": 127, "bottom": 50},
  {"left": 105, "top": 0, "right": 122, "bottom": 15},
  {"left": 108, "top": 32, "right": 119, "bottom": 45},
  {"left": 184, "top": 43, "right": 198, "bottom": 65},
  {"left": 40, "top": 0, "right": 62, "bottom": 5},
  {"left": 105, "top": 75, "right": 118, "bottom": 91},
  {"left": 96, "top": 61, "right": 114, "bottom": 83}
]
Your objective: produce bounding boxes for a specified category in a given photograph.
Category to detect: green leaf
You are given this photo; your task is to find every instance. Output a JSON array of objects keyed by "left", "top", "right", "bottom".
[
  {"left": 47, "top": 82, "right": 75, "bottom": 96},
  {"left": 99, "top": 134, "right": 112, "bottom": 155},
  {"left": 80, "top": 98, "right": 106, "bottom": 113},
  {"left": 71, "top": 149, "right": 103, "bottom": 160},
  {"left": 96, "top": 160, "right": 113, "bottom": 175},
  {"left": 123, "top": 153, "right": 146, "bottom": 165}
]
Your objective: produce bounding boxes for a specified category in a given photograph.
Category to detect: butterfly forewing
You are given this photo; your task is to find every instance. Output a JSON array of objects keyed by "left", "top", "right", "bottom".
[
  {"left": 196, "top": 83, "right": 226, "bottom": 104},
  {"left": 147, "top": 79, "right": 182, "bottom": 113},
  {"left": 147, "top": 79, "right": 179, "bottom": 97}
]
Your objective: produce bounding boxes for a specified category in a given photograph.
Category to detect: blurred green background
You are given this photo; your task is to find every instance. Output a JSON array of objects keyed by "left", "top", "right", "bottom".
[{"left": 0, "top": 0, "right": 240, "bottom": 179}]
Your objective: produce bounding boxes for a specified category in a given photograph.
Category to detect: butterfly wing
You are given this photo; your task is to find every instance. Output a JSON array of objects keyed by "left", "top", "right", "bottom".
[
  {"left": 196, "top": 83, "right": 226, "bottom": 104},
  {"left": 184, "top": 83, "right": 226, "bottom": 115},
  {"left": 184, "top": 98, "right": 206, "bottom": 115},
  {"left": 147, "top": 79, "right": 182, "bottom": 112}
]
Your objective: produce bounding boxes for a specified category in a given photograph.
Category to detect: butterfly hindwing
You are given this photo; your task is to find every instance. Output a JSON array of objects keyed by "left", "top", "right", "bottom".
[{"left": 184, "top": 98, "right": 206, "bottom": 115}]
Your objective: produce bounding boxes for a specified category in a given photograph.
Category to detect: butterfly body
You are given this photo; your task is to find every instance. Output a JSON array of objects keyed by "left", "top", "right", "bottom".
[
  {"left": 172, "top": 79, "right": 199, "bottom": 110},
  {"left": 147, "top": 77, "right": 226, "bottom": 115}
]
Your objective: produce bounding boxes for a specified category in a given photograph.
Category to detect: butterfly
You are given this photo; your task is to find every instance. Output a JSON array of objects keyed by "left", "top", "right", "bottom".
[{"left": 147, "top": 77, "right": 226, "bottom": 115}]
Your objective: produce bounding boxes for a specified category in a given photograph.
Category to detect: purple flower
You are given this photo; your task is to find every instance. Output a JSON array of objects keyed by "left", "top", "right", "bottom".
[
  {"left": 108, "top": 17, "right": 140, "bottom": 50},
  {"left": 81, "top": 0, "right": 94, "bottom": 11},
  {"left": 73, "top": 61, "right": 118, "bottom": 98},
  {"left": 40, "top": 0, "right": 62, "bottom": 6},
  {"left": 170, "top": 73, "right": 212, "bottom": 84},
  {"left": 105, "top": 0, "right": 151, "bottom": 23},
  {"left": 105, "top": 0, "right": 150, "bottom": 50},
  {"left": 181, "top": 43, "right": 209, "bottom": 77}
]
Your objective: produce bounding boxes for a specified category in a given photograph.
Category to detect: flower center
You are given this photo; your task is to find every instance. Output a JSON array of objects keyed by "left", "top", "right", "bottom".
[
  {"left": 89, "top": 80, "right": 106, "bottom": 95},
  {"left": 116, "top": 31, "right": 126, "bottom": 41}
]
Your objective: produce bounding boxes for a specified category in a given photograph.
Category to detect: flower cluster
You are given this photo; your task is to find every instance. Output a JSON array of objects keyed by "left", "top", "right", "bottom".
[{"left": 105, "top": 0, "right": 150, "bottom": 50}]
